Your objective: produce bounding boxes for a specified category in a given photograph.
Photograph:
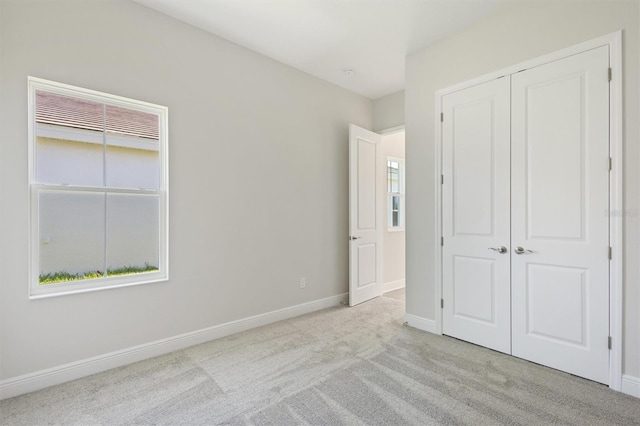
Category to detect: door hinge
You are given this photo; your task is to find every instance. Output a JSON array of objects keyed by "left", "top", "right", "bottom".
[
  {"left": 608, "top": 67, "right": 612, "bottom": 82},
  {"left": 441, "top": 236, "right": 444, "bottom": 246},
  {"left": 609, "top": 247, "right": 612, "bottom": 260},
  {"left": 609, "top": 157, "right": 612, "bottom": 171},
  {"left": 608, "top": 336, "right": 612, "bottom": 350},
  {"left": 441, "top": 299, "right": 444, "bottom": 309},
  {"left": 440, "top": 112, "right": 444, "bottom": 122},
  {"left": 441, "top": 174, "right": 444, "bottom": 185}
]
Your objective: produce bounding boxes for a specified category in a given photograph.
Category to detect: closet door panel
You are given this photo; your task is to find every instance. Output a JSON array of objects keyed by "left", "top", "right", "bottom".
[
  {"left": 511, "top": 46, "right": 610, "bottom": 384},
  {"left": 442, "top": 78, "right": 511, "bottom": 354}
]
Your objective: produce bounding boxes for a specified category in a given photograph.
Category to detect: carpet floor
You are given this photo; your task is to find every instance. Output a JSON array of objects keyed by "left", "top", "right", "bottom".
[{"left": 1, "top": 289, "right": 638, "bottom": 425}]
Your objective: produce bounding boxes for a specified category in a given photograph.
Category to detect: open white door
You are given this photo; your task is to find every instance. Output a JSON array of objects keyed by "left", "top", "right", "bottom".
[{"left": 349, "top": 124, "right": 383, "bottom": 306}]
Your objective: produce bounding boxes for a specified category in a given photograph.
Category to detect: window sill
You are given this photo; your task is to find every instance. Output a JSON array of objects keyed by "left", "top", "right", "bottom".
[
  {"left": 29, "top": 272, "right": 168, "bottom": 299},
  {"left": 387, "top": 227, "right": 405, "bottom": 233}
]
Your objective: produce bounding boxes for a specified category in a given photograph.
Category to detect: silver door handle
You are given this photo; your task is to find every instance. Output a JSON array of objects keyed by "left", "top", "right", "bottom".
[
  {"left": 488, "top": 246, "right": 508, "bottom": 254},
  {"left": 514, "top": 246, "right": 534, "bottom": 255},
  {"left": 349, "top": 236, "right": 361, "bottom": 240}
]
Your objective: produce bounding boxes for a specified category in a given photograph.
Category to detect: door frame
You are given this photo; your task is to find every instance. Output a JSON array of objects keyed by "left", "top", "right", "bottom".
[{"left": 433, "top": 31, "right": 623, "bottom": 390}]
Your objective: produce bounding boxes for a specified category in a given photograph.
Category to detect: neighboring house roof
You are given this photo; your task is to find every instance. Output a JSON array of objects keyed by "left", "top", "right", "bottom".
[{"left": 36, "top": 91, "right": 159, "bottom": 140}]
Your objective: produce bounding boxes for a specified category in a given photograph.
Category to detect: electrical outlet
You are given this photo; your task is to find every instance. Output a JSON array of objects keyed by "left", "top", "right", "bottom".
[{"left": 299, "top": 277, "right": 306, "bottom": 288}]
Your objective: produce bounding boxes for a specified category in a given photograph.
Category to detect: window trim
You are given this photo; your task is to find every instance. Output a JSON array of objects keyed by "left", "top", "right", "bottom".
[
  {"left": 27, "top": 77, "right": 169, "bottom": 299},
  {"left": 386, "top": 156, "right": 405, "bottom": 231}
]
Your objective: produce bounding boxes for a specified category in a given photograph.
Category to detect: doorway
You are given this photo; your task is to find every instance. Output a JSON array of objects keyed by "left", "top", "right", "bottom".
[
  {"left": 348, "top": 126, "right": 405, "bottom": 306},
  {"left": 381, "top": 130, "right": 406, "bottom": 295}
]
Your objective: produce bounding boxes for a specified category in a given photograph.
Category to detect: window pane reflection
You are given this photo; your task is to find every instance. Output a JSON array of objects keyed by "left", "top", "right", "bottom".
[
  {"left": 106, "top": 194, "right": 159, "bottom": 276},
  {"left": 35, "top": 91, "right": 104, "bottom": 186},
  {"left": 39, "top": 192, "right": 105, "bottom": 283},
  {"left": 105, "top": 105, "right": 160, "bottom": 189}
]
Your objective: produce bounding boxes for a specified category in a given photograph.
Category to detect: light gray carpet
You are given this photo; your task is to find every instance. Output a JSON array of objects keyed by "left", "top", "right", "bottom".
[
  {"left": 1, "top": 290, "right": 639, "bottom": 425},
  {"left": 382, "top": 288, "right": 405, "bottom": 302}
]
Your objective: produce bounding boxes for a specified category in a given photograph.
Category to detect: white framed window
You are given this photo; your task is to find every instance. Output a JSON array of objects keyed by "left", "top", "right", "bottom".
[
  {"left": 28, "top": 77, "right": 169, "bottom": 298},
  {"left": 387, "top": 157, "right": 405, "bottom": 230}
]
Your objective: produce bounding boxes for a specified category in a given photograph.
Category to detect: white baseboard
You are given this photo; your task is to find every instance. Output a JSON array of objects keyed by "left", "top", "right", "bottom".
[
  {"left": 0, "top": 293, "right": 348, "bottom": 401},
  {"left": 404, "top": 313, "right": 439, "bottom": 334},
  {"left": 383, "top": 279, "right": 405, "bottom": 293},
  {"left": 621, "top": 374, "right": 640, "bottom": 398}
]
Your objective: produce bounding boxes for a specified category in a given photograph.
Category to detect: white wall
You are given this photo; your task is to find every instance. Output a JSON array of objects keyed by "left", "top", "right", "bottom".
[
  {"left": 405, "top": 1, "right": 639, "bottom": 379},
  {"left": 381, "top": 131, "right": 405, "bottom": 289},
  {"left": 0, "top": 0, "right": 372, "bottom": 381},
  {"left": 373, "top": 90, "right": 404, "bottom": 132}
]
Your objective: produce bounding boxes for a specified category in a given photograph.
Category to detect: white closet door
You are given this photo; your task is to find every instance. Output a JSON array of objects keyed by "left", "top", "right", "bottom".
[
  {"left": 442, "top": 78, "right": 511, "bottom": 354},
  {"left": 511, "top": 46, "right": 610, "bottom": 384}
]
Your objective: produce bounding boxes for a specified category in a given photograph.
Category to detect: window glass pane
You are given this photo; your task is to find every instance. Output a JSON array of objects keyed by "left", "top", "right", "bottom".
[
  {"left": 105, "top": 105, "right": 160, "bottom": 189},
  {"left": 35, "top": 90, "right": 104, "bottom": 186},
  {"left": 392, "top": 195, "right": 400, "bottom": 211},
  {"left": 39, "top": 192, "right": 105, "bottom": 284},
  {"left": 392, "top": 195, "right": 400, "bottom": 227},
  {"left": 106, "top": 194, "right": 159, "bottom": 276},
  {"left": 387, "top": 160, "right": 399, "bottom": 193}
]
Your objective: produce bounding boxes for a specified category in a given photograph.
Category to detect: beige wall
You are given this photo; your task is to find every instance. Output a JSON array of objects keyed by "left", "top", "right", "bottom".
[
  {"left": 0, "top": 0, "right": 372, "bottom": 380},
  {"left": 405, "top": 1, "right": 639, "bottom": 378},
  {"left": 373, "top": 90, "right": 405, "bottom": 132},
  {"left": 382, "top": 131, "right": 406, "bottom": 287}
]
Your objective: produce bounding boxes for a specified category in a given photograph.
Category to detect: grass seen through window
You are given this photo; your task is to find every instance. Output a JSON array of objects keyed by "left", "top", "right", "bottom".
[{"left": 39, "top": 264, "right": 158, "bottom": 284}]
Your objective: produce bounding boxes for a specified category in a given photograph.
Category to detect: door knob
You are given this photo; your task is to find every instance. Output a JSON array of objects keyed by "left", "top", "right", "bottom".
[
  {"left": 514, "top": 246, "right": 534, "bottom": 255},
  {"left": 349, "top": 236, "right": 361, "bottom": 240},
  {"left": 488, "top": 246, "right": 508, "bottom": 254}
]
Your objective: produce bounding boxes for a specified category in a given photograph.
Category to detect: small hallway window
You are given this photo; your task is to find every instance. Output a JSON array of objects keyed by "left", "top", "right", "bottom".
[{"left": 387, "top": 157, "right": 404, "bottom": 229}]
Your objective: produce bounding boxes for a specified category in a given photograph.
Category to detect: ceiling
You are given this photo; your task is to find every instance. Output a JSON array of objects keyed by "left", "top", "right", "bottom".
[{"left": 134, "top": 0, "right": 503, "bottom": 100}]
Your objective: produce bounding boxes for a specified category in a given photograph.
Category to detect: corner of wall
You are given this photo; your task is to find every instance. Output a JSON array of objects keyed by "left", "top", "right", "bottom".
[{"left": 373, "top": 90, "right": 405, "bottom": 132}]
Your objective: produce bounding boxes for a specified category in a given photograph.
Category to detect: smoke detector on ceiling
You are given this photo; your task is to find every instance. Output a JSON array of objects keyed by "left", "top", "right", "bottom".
[{"left": 343, "top": 69, "right": 355, "bottom": 77}]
